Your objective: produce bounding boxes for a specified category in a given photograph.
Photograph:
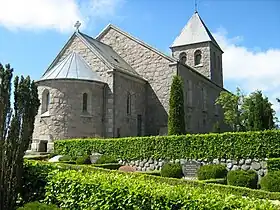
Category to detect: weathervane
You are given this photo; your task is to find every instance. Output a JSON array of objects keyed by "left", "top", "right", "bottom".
[
  {"left": 74, "top": 21, "right": 81, "bottom": 31},
  {"left": 195, "top": 0, "right": 198, "bottom": 13}
]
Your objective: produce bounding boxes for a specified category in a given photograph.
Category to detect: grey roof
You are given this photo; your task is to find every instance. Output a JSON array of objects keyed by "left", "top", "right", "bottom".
[
  {"left": 39, "top": 51, "right": 103, "bottom": 82},
  {"left": 78, "top": 32, "right": 140, "bottom": 77},
  {"left": 171, "top": 12, "right": 222, "bottom": 51}
]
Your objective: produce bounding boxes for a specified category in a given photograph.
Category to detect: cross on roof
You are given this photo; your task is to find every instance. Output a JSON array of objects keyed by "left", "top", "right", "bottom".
[
  {"left": 74, "top": 21, "right": 81, "bottom": 31},
  {"left": 195, "top": 0, "right": 198, "bottom": 12}
]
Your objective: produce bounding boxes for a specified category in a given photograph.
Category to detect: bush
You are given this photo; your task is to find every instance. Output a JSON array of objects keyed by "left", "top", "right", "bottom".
[
  {"left": 161, "top": 163, "right": 183, "bottom": 178},
  {"left": 267, "top": 158, "right": 280, "bottom": 172},
  {"left": 17, "top": 202, "right": 59, "bottom": 210},
  {"left": 199, "top": 178, "right": 226, "bottom": 185},
  {"left": 95, "top": 155, "right": 117, "bottom": 164},
  {"left": 24, "top": 160, "right": 280, "bottom": 201},
  {"left": 227, "top": 170, "right": 258, "bottom": 189},
  {"left": 54, "top": 130, "right": 280, "bottom": 160},
  {"left": 197, "top": 164, "right": 227, "bottom": 180},
  {"left": 43, "top": 169, "right": 276, "bottom": 209},
  {"left": 260, "top": 171, "right": 280, "bottom": 192},
  {"left": 93, "top": 163, "right": 121, "bottom": 170},
  {"left": 58, "top": 155, "right": 71, "bottom": 162},
  {"left": 76, "top": 155, "right": 91, "bottom": 165}
]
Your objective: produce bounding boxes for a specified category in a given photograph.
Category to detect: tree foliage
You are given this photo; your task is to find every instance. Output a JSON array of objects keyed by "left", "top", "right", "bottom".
[
  {"left": 168, "top": 76, "right": 185, "bottom": 135},
  {"left": 216, "top": 88, "right": 275, "bottom": 131},
  {"left": 0, "top": 63, "right": 40, "bottom": 210}
]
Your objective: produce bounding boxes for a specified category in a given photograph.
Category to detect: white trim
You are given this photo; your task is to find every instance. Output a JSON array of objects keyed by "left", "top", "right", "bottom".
[{"left": 95, "top": 24, "right": 177, "bottom": 63}]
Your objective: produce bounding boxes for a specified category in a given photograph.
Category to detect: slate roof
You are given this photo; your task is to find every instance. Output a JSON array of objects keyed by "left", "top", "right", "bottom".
[
  {"left": 78, "top": 32, "right": 140, "bottom": 77},
  {"left": 39, "top": 51, "right": 103, "bottom": 82},
  {"left": 171, "top": 12, "right": 222, "bottom": 51}
]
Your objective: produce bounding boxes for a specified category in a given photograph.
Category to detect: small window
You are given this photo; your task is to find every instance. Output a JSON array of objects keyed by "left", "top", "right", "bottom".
[
  {"left": 126, "top": 93, "right": 131, "bottom": 115},
  {"left": 82, "top": 93, "right": 88, "bottom": 112},
  {"left": 42, "top": 89, "right": 50, "bottom": 113},
  {"left": 194, "top": 50, "right": 202, "bottom": 66},
  {"left": 179, "top": 52, "right": 187, "bottom": 64},
  {"left": 213, "top": 52, "right": 216, "bottom": 68}
]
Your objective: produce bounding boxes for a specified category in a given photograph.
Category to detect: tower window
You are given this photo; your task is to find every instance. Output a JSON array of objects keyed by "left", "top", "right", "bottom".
[
  {"left": 179, "top": 52, "right": 187, "bottom": 64},
  {"left": 42, "top": 89, "right": 50, "bottom": 113},
  {"left": 82, "top": 93, "right": 88, "bottom": 112},
  {"left": 194, "top": 50, "right": 202, "bottom": 66},
  {"left": 126, "top": 92, "right": 131, "bottom": 115}
]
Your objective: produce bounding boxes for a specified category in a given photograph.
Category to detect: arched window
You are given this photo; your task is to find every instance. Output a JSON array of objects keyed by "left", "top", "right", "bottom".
[
  {"left": 126, "top": 93, "right": 131, "bottom": 115},
  {"left": 82, "top": 93, "right": 88, "bottom": 112},
  {"left": 42, "top": 89, "right": 50, "bottom": 113},
  {"left": 179, "top": 52, "right": 187, "bottom": 64},
  {"left": 194, "top": 50, "right": 202, "bottom": 66}
]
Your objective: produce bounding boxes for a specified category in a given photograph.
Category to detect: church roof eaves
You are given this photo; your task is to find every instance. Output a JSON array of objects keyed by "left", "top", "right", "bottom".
[{"left": 96, "top": 23, "right": 177, "bottom": 63}]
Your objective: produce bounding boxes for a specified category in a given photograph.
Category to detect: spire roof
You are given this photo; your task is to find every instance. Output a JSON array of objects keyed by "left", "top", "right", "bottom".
[
  {"left": 39, "top": 51, "right": 103, "bottom": 83},
  {"left": 171, "top": 12, "right": 222, "bottom": 51}
]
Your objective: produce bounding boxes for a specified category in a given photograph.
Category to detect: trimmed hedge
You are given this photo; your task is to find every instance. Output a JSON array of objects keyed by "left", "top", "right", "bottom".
[
  {"left": 227, "top": 170, "right": 258, "bottom": 189},
  {"left": 23, "top": 160, "right": 280, "bottom": 201},
  {"left": 197, "top": 164, "right": 227, "bottom": 180},
  {"left": 267, "top": 158, "right": 280, "bottom": 172},
  {"left": 199, "top": 179, "right": 226, "bottom": 185},
  {"left": 93, "top": 163, "right": 122, "bottom": 170},
  {"left": 161, "top": 163, "right": 183, "bottom": 178},
  {"left": 44, "top": 170, "right": 276, "bottom": 209},
  {"left": 260, "top": 171, "right": 280, "bottom": 192},
  {"left": 95, "top": 155, "right": 117, "bottom": 164},
  {"left": 76, "top": 155, "right": 91, "bottom": 165},
  {"left": 54, "top": 130, "right": 280, "bottom": 160},
  {"left": 17, "top": 202, "right": 59, "bottom": 210}
]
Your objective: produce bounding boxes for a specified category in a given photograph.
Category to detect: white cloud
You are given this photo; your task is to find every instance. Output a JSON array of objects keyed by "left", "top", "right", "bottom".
[
  {"left": 0, "top": 0, "right": 124, "bottom": 32},
  {"left": 213, "top": 28, "right": 280, "bottom": 114}
]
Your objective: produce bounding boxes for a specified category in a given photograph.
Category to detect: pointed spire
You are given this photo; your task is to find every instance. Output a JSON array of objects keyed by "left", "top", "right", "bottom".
[{"left": 171, "top": 12, "right": 222, "bottom": 51}]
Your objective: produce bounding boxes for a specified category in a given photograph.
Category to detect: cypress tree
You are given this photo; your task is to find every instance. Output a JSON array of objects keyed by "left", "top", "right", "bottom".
[
  {"left": 0, "top": 63, "right": 40, "bottom": 210},
  {"left": 168, "top": 75, "right": 186, "bottom": 135}
]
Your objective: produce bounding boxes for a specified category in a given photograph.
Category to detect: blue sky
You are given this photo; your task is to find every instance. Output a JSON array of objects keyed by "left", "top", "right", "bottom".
[{"left": 0, "top": 0, "right": 280, "bottom": 112}]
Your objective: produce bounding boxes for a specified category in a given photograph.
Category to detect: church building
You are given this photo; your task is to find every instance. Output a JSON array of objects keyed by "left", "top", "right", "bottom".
[{"left": 31, "top": 12, "right": 228, "bottom": 152}]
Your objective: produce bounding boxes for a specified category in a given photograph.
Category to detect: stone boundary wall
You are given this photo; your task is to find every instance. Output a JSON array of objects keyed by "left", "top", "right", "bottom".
[{"left": 119, "top": 158, "right": 268, "bottom": 180}]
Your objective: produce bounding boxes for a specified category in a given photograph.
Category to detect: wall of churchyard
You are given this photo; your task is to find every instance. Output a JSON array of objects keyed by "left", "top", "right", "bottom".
[
  {"left": 177, "top": 63, "right": 228, "bottom": 133},
  {"left": 98, "top": 27, "right": 177, "bottom": 135},
  {"left": 119, "top": 158, "right": 267, "bottom": 181},
  {"left": 56, "top": 35, "right": 114, "bottom": 137},
  {"left": 114, "top": 72, "right": 146, "bottom": 137},
  {"left": 32, "top": 80, "right": 105, "bottom": 151}
]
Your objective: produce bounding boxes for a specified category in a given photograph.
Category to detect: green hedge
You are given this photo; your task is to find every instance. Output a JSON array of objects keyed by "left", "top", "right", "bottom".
[
  {"left": 44, "top": 170, "right": 276, "bottom": 209},
  {"left": 267, "top": 158, "right": 280, "bottom": 172},
  {"left": 197, "top": 164, "right": 227, "bottom": 180},
  {"left": 161, "top": 163, "right": 184, "bottom": 178},
  {"left": 23, "top": 161, "right": 280, "bottom": 202},
  {"left": 260, "top": 171, "right": 280, "bottom": 192},
  {"left": 93, "top": 163, "right": 122, "bottom": 170},
  {"left": 17, "top": 202, "right": 59, "bottom": 210},
  {"left": 227, "top": 170, "right": 258, "bottom": 189},
  {"left": 54, "top": 130, "right": 280, "bottom": 160}
]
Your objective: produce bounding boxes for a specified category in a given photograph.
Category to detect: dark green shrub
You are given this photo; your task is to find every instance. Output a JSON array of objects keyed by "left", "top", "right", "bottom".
[
  {"left": 199, "top": 178, "right": 226, "bottom": 185},
  {"left": 168, "top": 75, "right": 185, "bottom": 135},
  {"left": 197, "top": 164, "right": 227, "bottom": 180},
  {"left": 55, "top": 130, "right": 280, "bottom": 161},
  {"left": 76, "top": 155, "right": 91, "bottom": 165},
  {"left": 260, "top": 171, "right": 280, "bottom": 192},
  {"left": 227, "top": 170, "right": 258, "bottom": 189},
  {"left": 93, "top": 163, "right": 121, "bottom": 170},
  {"left": 58, "top": 155, "right": 71, "bottom": 162},
  {"left": 95, "top": 155, "right": 117, "bottom": 164},
  {"left": 17, "top": 202, "right": 59, "bottom": 210},
  {"left": 267, "top": 158, "right": 280, "bottom": 172},
  {"left": 160, "top": 163, "right": 183, "bottom": 178}
]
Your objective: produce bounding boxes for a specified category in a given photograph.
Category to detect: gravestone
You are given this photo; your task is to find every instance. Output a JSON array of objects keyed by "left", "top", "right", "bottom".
[
  {"left": 90, "top": 152, "right": 102, "bottom": 164},
  {"left": 182, "top": 160, "right": 202, "bottom": 177}
]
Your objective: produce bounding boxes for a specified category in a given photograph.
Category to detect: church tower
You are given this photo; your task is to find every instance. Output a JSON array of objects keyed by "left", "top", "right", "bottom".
[{"left": 170, "top": 12, "right": 224, "bottom": 87}]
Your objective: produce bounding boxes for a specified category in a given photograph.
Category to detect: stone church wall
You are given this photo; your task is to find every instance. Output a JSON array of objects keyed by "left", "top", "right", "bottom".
[
  {"left": 114, "top": 72, "right": 146, "bottom": 137},
  {"left": 98, "top": 28, "right": 177, "bottom": 135},
  {"left": 32, "top": 80, "right": 105, "bottom": 151},
  {"left": 178, "top": 64, "right": 226, "bottom": 133},
  {"left": 55, "top": 36, "right": 114, "bottom": 137}
]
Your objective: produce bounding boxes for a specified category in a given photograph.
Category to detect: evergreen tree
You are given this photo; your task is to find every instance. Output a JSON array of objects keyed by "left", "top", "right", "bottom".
[
  {"left": 168, "top": 75, "right": 185, "bottom": 135},
  {"left": 0, "top": 63, "right": 40, "bottom": 210}
]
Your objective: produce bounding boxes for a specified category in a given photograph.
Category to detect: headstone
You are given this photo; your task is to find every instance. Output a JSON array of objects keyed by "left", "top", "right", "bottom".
[
  {"left": 90, "top": 153, "right": 102, "bottom": 164},
  {"left": 182, "top": 160, "right": 201, "bottom": 177},
  {"left": 48, "top": 155, "right": 63, "bottom": 162}
]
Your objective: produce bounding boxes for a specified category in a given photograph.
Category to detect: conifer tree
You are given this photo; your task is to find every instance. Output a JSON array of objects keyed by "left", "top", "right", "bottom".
[
  {"left": 168, "top": 75, "right": 186, "bottom": 135},
  {"left": 0, "top": 63, "right": 40, "bottom": 210}
]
